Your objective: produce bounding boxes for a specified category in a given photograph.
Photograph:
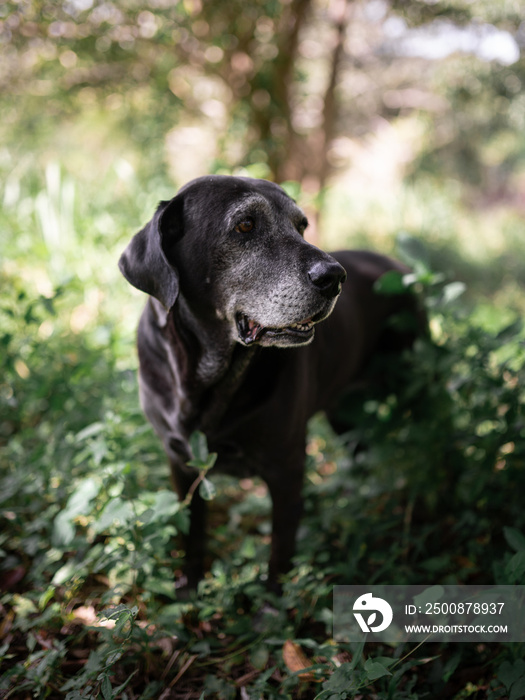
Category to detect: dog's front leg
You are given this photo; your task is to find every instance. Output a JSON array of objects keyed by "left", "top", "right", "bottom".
[
  {"left": 168, "top": 454, "right": 207, "bottom": 589},
  {"left": 265, "top": 454, "right": 305, "bottom": 592}
]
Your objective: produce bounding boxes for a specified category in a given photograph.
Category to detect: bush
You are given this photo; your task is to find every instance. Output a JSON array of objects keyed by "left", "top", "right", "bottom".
[{"left": 1, "top": 174, "right": 525, "bottom": 698}]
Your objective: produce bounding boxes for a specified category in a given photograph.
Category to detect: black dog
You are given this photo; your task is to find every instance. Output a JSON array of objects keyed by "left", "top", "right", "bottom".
[{"left": 119, "top": 175, "right": 419, "bottom": 589}]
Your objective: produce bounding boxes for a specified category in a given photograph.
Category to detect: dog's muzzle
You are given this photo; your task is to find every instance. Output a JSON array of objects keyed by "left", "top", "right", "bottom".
[{"left": 236, "top": 259, "right": 346, "bottom": 347}]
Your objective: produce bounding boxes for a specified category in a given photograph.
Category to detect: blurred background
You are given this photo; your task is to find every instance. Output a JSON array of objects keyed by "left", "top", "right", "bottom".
[
  {"left": 2, "top": 0, "right": 525, "bottom": 310},
  {"left": 2, "top": 2, "right": 525, "bottom": 697}
]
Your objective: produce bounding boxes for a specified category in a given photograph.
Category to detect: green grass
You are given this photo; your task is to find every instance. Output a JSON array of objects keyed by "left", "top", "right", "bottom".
[{"left": 2, "top": 163, "right": 525, "bottom": 698}]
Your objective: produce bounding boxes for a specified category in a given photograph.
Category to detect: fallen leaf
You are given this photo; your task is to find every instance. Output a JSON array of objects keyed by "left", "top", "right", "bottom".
[{"left": 282, "top": 640, "right": 318, "bottom": 681}]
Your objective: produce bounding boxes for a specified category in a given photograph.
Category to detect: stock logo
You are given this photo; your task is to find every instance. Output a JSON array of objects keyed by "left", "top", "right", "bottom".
[{"left": 353, "top": 593, "right": 393, "bottom": 633}]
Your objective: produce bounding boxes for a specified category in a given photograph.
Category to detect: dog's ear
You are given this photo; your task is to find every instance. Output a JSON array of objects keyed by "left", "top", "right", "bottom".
[{"left": 119, "top": 195, "right": 183, "bottom": 310}]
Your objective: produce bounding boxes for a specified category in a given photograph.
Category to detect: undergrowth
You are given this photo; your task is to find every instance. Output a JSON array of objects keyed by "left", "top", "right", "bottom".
[{"left": 1, "top": 171, "right": 525, "bottom": 699}]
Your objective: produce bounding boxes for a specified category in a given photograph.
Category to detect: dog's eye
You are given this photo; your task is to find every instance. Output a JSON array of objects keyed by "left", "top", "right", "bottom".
[{"left": 235, "top": 218, "right": 255, "bottom": 234}]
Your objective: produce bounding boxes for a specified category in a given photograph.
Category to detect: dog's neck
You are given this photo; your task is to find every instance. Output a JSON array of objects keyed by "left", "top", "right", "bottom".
[
  {"left": 154, "top": 297, "right": 256, "bottom": 434},
  {"left": 198, "top": 343, "right": 257, "bottom": 434},
  {"left": 174, "top": 295, "right": 242, "bottom": 385}
]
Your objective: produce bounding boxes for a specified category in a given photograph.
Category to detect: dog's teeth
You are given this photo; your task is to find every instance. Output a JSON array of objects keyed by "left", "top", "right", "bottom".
[{"left": 288, "top": 321, "right": 313, "bottom": 332}]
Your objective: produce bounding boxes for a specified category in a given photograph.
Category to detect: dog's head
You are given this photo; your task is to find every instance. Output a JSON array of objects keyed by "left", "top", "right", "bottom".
[{"left": 119, "top": 175, "right": 346, "bottom": 348}]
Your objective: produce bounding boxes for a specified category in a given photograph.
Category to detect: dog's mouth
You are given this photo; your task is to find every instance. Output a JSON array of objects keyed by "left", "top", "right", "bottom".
[{"left": 236, "top": 312, "right": 319, "bottom": 346}]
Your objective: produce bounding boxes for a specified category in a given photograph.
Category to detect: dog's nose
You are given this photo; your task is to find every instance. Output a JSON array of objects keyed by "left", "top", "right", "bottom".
[{"left": 308, "top": 260, "right": 347, "bottom": 298}]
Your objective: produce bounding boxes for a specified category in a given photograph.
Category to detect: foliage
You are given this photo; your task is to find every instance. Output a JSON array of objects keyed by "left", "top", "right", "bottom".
[
  {"left": 2, "top": 0, "right": 525, "bottom": 696},
  {"left": 2, "top": 0, "right": 525, "bottom": 200},
  {"left": 1, "top": 166, "right": 525, "bottom": 697}
]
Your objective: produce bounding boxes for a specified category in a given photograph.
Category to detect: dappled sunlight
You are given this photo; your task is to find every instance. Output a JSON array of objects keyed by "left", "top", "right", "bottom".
[{"left": 1, "top": 0, "right": 525, "bottom": 696}]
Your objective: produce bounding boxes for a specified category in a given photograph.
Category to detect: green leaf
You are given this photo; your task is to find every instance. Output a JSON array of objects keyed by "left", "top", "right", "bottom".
[
  {"left": 52, "top": 510, "right": 76, "bottom": 547},
  {"left": 498, "top": 659, "right": 525, "bottom": 692},
  {"left": 110, "top": 671, "right": 138, "bottom": 698},
  {"left": 144, "top": 578, "right": 178, "bottom": 599},
  {"left": 199, "top": 477, "right": 216, "bottom": 501},
  {"left": 141, "top": 489, "right": 180, "bottom": 523},
  {"left": 251, "top": 645, "right": 270, "bottom": 670},
  {"left": 348, "top": 639, "right": 366, "bottom": 671},
  {"left": 505, "top": 552, "right": 525, "bottom": 583},
  {"left": 114, "top": 610, "right": 134, "bottom": 639},
  {"left": 101, "top": 674, "right": 113, "bottom": 700},
  {"left": 371, "top": 656, "right": 396, "bottom": 668},
  {"left": 76, "top": 422, "right": 105, "bottom": 441},
  {"left": 186, "top": 429, "right": 218, "bottom": 470},
  {"left": 322, "top": 662, "right": 362, "bottom": 694},
  {"left": 187, "top": 451, "right": 217, "bottom": 470},
  {"left": 100, "top": 604, "right": 129, "bottom": 621},
  {"left": 441, "top": 281, "right": 466, "bottom": 305},
  {"left": 190, "top": 430, "right": 209, "bottom": 462},
  {"left": 364, "top": 658, "right": 392, "bottom": 681},
  {"left": 504, "top": 527, "right": 525, "bottom": 553},
  {"left": 52, "top": 476, "right": 101, "bottom": 545},
  {"left": 374, "top": 270, "right": 406, "bottom": 296},
  {"left": 66, "top": 477, "right": 101, "bottom": 513},
  {"left": 510, "top": 678, "right": 525, "bottom": 700},
  {"left": 52, "top": 561, "right": 82, "bottom": 586},
  {"left": 93, "top": 497, "right": 134, "bottom": 533},
  {"left": 105, "top": 650, "right": 123, "bottom": 665},
  {"left": 38, "top": 586, "right": 55, "bottom": 611}
]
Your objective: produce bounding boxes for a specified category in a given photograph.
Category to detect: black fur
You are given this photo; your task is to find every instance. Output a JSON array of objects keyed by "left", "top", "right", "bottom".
[{"left": 119, "top": 175, "right": 421, "bottom": 590}]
